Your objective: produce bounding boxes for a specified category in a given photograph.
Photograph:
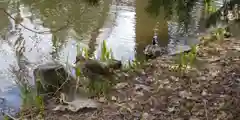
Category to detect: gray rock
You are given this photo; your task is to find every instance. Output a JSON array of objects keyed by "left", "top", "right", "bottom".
[{"left": 33, "top": 62, "right": 76, "bottom": 96}]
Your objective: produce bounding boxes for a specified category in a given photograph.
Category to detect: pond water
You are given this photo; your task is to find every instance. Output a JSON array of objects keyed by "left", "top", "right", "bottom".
[{"left": 0, "top": 0, "right": 229, "bottom": 117}]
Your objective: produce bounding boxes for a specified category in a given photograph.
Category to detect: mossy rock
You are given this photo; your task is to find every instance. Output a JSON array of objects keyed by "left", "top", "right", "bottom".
[{"left": 33, "top": 62, "right": 75, "bottom": 95}]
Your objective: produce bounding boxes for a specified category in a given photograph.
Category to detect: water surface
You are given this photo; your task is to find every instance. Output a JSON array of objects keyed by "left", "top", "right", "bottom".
[{"left": 0, "top": 0, "right": 234, "bottom": 117}]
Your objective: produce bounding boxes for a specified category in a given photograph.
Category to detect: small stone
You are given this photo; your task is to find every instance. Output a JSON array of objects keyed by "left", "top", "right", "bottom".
[
  {"left": 135, "top": 91, "right": 144, "bottom": 96},
  {"left": 220, "top": 94, "right": 226, "bottom": 98},
  {"left": 166, "top": 85, "right": 172, "bottom": 89},
  {"left": 189, "top": 117, "right": 200, "bottom": 120},
  {"left": 142, "top": 112, "right": 149, "bottom": 119},
  {"left": 135, "top": 84, "right": 151, "bottom": 91},
  {"left": 128, "top": 102, "right": 135, "bottom": 109},
  {"left": 123, "top": 73, "right": 129, "bottom": 77},
  {"left": 179, "top": 90, "right": 192, "bottom": 98},
  {"left": 162, "top": 79, "right": 170, "bottom": 84},
  {"left": 114, "top": 82, "right": 128, "bottom": 89},
  {"left": 174, "top": 118, "right": 183, "bottom": 120},
  {"left": 158, "top": 84, "right": 164, "bottom": 89},
  {"left": 99, "top": 97, "right": 106, "bottom": 103},
  {"left": 201, "top": 90, "right": 208, "bottom": 96},
  {"left": 111, "top": 96, "right": 117, "bottom": 101},
  {"left": 168, "top": 107, "right": 175, "bottom": 112}
]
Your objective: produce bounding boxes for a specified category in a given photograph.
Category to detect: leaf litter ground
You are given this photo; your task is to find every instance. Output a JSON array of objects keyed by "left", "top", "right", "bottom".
[{"left": 22, "top": 37, "right": 240, "bottom": 120}]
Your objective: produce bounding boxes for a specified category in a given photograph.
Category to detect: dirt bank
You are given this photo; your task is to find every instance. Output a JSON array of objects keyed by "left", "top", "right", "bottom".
[{"left": 21, "top": 36, "right": 240, "bottom": 120}]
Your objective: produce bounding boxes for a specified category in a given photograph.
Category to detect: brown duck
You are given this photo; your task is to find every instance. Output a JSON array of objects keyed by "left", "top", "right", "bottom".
[
  {"left": 143, "top": 34, "right": 168, "bottom": 59},
  {"left": 75, "top": 55, "right": 122, "bottom": 78}
]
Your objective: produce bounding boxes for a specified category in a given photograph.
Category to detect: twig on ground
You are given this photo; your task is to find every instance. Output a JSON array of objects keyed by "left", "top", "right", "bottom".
[{"left": 203, "top": 99, "right": 209, "bottom": 120}]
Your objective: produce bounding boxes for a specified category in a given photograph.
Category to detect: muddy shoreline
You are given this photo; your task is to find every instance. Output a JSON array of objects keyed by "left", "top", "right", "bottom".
[{"left": 14, "top": 28, "right": 240, "bottom": 120}]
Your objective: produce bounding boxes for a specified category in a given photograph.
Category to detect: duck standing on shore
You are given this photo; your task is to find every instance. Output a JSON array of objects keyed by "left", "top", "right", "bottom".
[
  {"left": 143, "top": 34, "right": 168, "bottom": 59},
  {"left": 74, "top": 55, "right": 122, "bottom": 79}
]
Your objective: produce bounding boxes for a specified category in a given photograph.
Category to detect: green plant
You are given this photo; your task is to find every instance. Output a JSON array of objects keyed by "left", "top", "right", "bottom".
[
  {"left": 76, "top": 43, "right": 90, "bottom": 59},
  {"left": 204, "top": 0, "right": 217, "bottom": 14},
  {"left": 75, "top": 40, "right": 115, "bottom": 97},
  {"left": 176, "top": 52, "right": 188, "bottom": 72},
  {"left": 211, "top": 27, "right": 225, "bottom": 41},
  {"left": 188, "top": 45, "right": 197, "bottom": 66},
  {"left": 3, "top": 115, "right": 9, "bottom": 120},
  {"left": 16, "top": 80, "right": 45, "bottom": 119},
  {"left": 82, "top": 47, "right": 89, "bottom": 59},
  {"left": 100, "top": 40, "right": 114, "bottom": 61},
  {"left": 87, "top": 77, "right": 112, "bottom": 96},
  {"left": 10, "top": 66, "right": 45, "bottom": 119},
  {"left": 75, "top": 44, "right": 83, "bottom": 78},
  {"left": 88, "top": 40, "right": 115, "bottom": 96},
  {"left": 123, "top": 58, "right": 142, "bottom": 70},
  {"left": 35, "top": 95, "right": 44, "bottom": 117},
  {"left": 176, "top": 45, "right": 198, "bottom": 73}
]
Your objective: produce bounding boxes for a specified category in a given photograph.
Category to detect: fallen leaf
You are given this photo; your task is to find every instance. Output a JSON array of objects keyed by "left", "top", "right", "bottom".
[
  {"left": 99, "top": 97, "right": 106, "bottom": 103},
  {"left": 52, "top": 105, "right": 68, "bottom": 111},
  {"left": 111, "top": 96, "right": 117, "bottom": 101},
  {"left": 141, "top": 112, "right": 155, "bottom": 120},
  {"left": 179, "top": 90, "right": 192, "bottom": 99},
  {"left": 168, "top": 107, "right": 175, "bottom": 112},
  {"left": 65, "top": 98, "right": 99, "bottom": 112},
  {"left": 189, "top": 116, "right": 200, "bottom": 120},
  {"left": 142, "top": 112, "right": 149, "bottom": 119},
  {"left": 53, "top": 93, "right": 100, "bottom": 112},
  {"left": 201, "top": 89, "right": 208, "bottom": 96},
  {"left": 135, "top": 84, "right": 151, "bottom": 91},
  {"left": 114, "top": 82, "right": 128, "bottom": 89}
]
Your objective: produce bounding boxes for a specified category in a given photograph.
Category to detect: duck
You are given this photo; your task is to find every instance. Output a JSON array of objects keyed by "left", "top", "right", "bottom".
[
  {"left": 143, "top": 34, "right": 168, "bottom": 59},
  {"left": 74, "top": 55, "right": 122, "bottom": 78}
]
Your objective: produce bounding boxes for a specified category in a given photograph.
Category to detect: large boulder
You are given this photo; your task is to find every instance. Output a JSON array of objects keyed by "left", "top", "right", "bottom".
[{"left": 33, "top": 62, "right": 76, "bottom": 96}]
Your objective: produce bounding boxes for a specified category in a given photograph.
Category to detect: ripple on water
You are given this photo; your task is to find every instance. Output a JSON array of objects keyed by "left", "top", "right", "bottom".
[
  {"left": 96, "top": 5, "right": 136, "bottom": 61},
  {"left": 0, "top": 86, "right": 21, "bottom": 118}
]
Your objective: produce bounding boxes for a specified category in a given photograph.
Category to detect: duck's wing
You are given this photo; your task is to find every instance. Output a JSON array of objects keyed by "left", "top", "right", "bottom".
[
  {"left": 144, "top": 45, "right": 154, "bottom": 54},
  {"left": 150, "top": 46, "right": 168, "bottom": 56},
  {"left": 84, "top": 60, "right": 109, "bottom": 75},
  {"left": 104, "top": 60, "right": 122, "bottom": 69}
]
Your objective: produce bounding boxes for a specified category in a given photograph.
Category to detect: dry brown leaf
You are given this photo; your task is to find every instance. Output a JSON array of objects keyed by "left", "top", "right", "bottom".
[
  {"left": 53, "top": 93, "right": 100, "bottom": 112},
  {"left": 114, "top": 82, "right": 129, "bottom": 89}
]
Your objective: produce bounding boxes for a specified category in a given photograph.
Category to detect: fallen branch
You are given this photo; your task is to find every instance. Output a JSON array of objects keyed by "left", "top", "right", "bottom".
[
  {"left": 2, "top": 112, "right": 19, "bottom": 120},
  {"left": 203, "top": 99, "right": 209, "bottom": 120}
]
